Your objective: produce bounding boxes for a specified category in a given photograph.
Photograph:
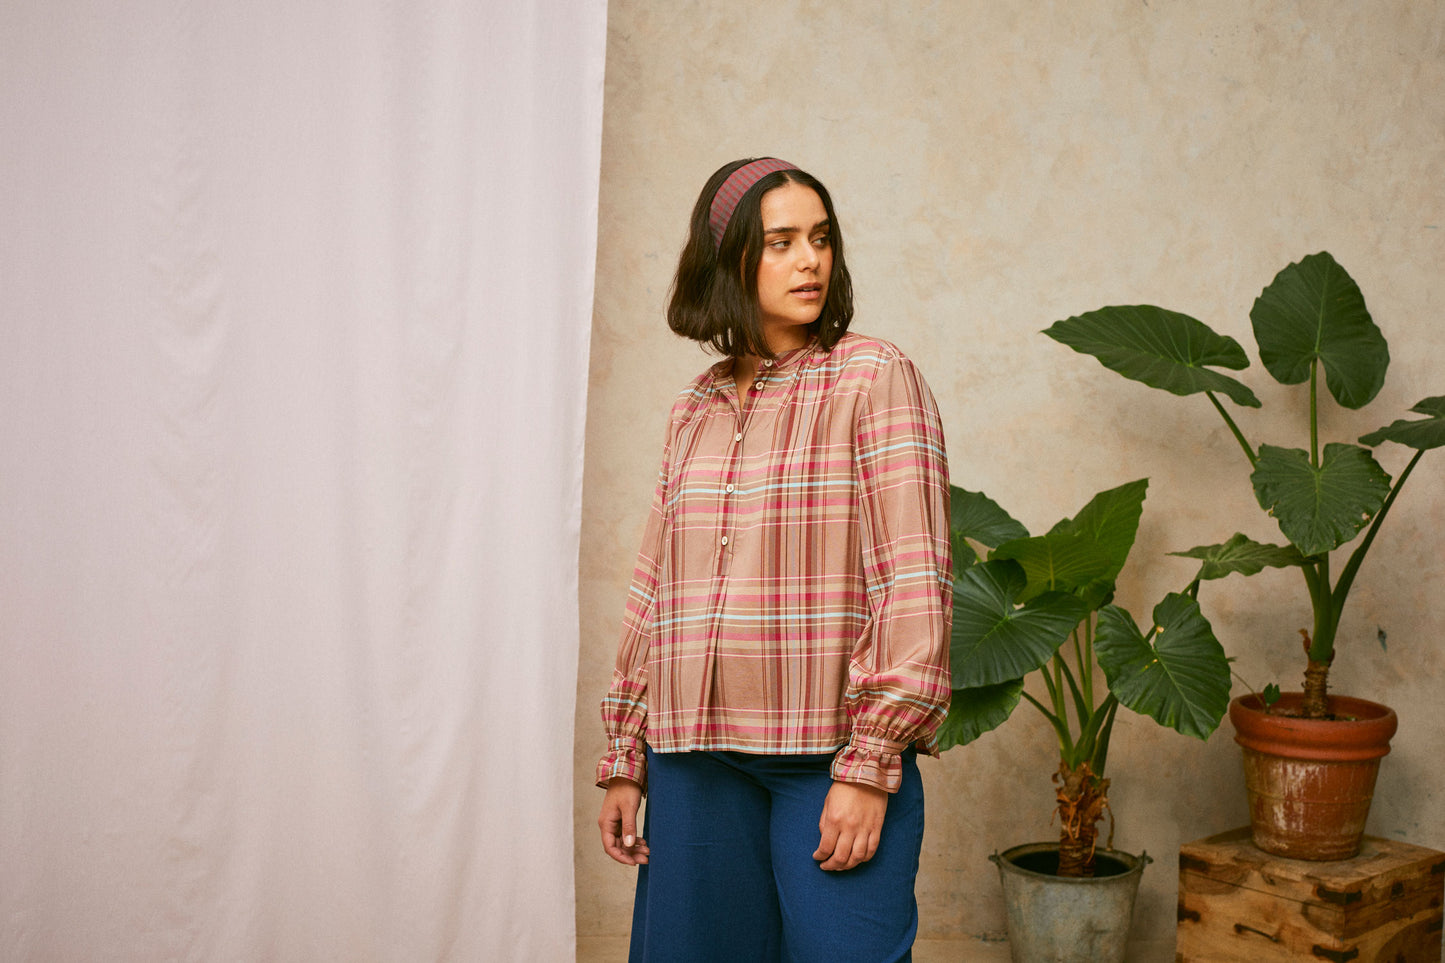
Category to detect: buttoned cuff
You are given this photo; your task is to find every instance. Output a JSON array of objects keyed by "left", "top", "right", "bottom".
[{"left": 595, "top": 737, "right": 648, "bottom": 793}]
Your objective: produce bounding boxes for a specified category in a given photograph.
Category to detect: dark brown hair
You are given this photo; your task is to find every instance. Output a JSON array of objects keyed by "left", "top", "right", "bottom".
[{"left": 666, "top": 159, "right": 854, "bottom": 359}]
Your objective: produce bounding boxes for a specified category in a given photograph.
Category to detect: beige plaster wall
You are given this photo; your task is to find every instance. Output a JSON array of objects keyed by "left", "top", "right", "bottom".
[{"left": 576, "top": 2, "right": 1445, "bottom": 956}]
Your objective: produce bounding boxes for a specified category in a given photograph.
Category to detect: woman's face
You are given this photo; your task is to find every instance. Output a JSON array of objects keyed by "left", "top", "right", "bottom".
[{"left": 754, "top": 181, "right": 833, "bottom": 354}]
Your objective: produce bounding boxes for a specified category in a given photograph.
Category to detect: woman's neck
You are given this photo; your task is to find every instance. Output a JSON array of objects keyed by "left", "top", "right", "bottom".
[
  {"left": 732, "top": 355, "right": 761, "bottom": 398},
  {"left": 733, "top": 327, "right": 817, "bottom": 397}
]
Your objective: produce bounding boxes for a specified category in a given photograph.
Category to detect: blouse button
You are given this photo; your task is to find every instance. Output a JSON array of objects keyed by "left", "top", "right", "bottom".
[
  {"left": 725, "top": 483, "right": 735, "bottom": 493},
  {"left": 734, "top": 432, "right": 743, "bottom": 442},
  {"left": 721, "top": 536, "right": 729, "bottom": 546}
]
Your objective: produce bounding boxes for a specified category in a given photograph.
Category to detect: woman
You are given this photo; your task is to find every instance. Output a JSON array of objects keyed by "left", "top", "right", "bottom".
[{"left": 596, "top": 157, "right": 952, "bottom": 963}]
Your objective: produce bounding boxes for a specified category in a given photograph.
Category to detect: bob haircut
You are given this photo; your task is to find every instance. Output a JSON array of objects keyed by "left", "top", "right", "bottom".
[{"left": 667, "top": 159, "right": 854, "bottom": 360}]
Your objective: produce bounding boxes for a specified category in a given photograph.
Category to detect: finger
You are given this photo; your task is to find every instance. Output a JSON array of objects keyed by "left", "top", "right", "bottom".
[
  {"left": 621, "top": 809, "right": 638, "bottom": 849},
  {"left": 813, "top": 823, "right": 840, "bottom": 863},
  {"left": 605, "top": 836, "right": 646, "bottom": 866},
  {"left": 820, "top": 827, "right": 855, "bottom": 871},
  {"left": 599, "top": 813, "right": 621, "bottom": 850},
  {"left": 600, "top": 821, "right": 625, "bottom": 859},
  {"left": 602, "top": 833, "right": 633, "bottom": 865},
  {"left": 600, "top": 809, "right": 636, "bottom": 865},
  {"left": 602, "top": 813, "right": 650, "bottom": 863},
  {"left": 848, "top": 828, "right": 876, "bottom": 869},
  {"left": 824, "top": 822, "right": 883, "bottom": 871}
]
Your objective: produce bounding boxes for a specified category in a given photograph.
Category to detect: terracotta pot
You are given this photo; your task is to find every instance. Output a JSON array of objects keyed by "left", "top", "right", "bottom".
[{"left": 1229, "top": 692, "right": 1398, "bottom": 860}]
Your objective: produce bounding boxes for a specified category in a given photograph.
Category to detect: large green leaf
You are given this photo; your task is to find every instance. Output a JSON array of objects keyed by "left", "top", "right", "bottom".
[
  {"left": 995, "top": 479, "right": 1147, "bottom": 607},
  {"left": 1170, "top": 532, "right": 1308, "bottom": 582},
  {"left": 950, "top": 560, "right": 1087, "bottom": 688},
  {"left": 1250, "top": 252, "right": 1388, "bottom": 409},
  {"left": 1049, "top": 478, "right": 1148, "bottom": 605},
  {"left": 937, "top": 679, "right": 1025, "bottom": 750},
  {"left": 1251, "top": 444, "right": 1392, "bottom": 556},
  {"left": 1359, "top": 396, "right": 1445, "bottom": 451},
  {"left": 1095, "top": 594, "right": 1230, "bottom": 741},
  {"left": 1044, "top": 306, "right": 1261, "bottom": 408},
  {"left": 991, "top": 530, "right": 1116, "bottom": 605},
  {"left": 948, "top": 485, "right": 1029, "bottom": 575}
]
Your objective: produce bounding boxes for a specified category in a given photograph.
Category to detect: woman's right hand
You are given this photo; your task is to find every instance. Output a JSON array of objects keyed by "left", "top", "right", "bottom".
[{"left": 598, "top": 778, "right": 649, "bottom": 865}]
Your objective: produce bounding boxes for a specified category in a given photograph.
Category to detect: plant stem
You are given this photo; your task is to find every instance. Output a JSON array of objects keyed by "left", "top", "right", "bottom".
[
  {"left": 1055, "top": 655, "right": 1090, "bottom": 736},
  {"left": 1049, "top": 655, "right": 1066, "bottom": 721},
  {"left": 1308, "top": 553, "right": 1333, "bottom": 663},
  {"left": 1055, "top": 759, "right": 1110, "bottom": 878},
  {"left": 1090, "top": 697, "right": 1119, "bottom": 777},
  {"left": 1206, "top": 391, "right": 1257, "bottom": 466},
  {"left": 1070, "top": 626, "right": 1085, "bottom": 693},
  {"left": 1333, "top": 449, "right": 1424, "bottom": 621},
  {"left": 1021, "top": 690, "right": 1073, "bottom": 753}
]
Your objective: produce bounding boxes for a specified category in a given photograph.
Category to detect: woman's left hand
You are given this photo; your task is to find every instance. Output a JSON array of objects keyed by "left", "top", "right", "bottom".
[{"left": 813, "top": 780, "right": 887, "bottom": 871}]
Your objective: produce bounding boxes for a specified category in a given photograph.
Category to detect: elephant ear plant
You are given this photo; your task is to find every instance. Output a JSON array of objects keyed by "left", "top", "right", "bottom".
[
  {"left": 939, "top": 479, "right": 1230, "bottom": 877},
  {"left": 1044, "top": 252, "right": 1445, "bottom": 719}
]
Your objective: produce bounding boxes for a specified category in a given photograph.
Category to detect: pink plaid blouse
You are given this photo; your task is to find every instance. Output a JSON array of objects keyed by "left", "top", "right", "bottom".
[{"left": 596, "top": 333, "right": 953, "bottom": 793}]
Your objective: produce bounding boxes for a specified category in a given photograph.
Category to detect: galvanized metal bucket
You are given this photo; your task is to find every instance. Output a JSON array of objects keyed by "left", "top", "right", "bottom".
[{"left": 990, "top": 842, "right": 1150, "bottom": 963}]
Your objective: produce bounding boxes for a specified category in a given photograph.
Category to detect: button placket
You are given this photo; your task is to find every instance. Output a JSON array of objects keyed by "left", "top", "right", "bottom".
[{"left": 719, "top": 409, "right": 744, "bottom": 557}]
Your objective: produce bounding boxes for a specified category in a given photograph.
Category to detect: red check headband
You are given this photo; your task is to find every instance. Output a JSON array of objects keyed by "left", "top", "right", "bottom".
[{"left": 708, "top": 158, "right": 799, "bottom": 247}]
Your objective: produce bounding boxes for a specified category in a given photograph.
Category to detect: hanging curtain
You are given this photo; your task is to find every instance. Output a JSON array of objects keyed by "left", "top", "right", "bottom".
[{"left": 0, "top": 1, "right": 605, "bottom": 959}]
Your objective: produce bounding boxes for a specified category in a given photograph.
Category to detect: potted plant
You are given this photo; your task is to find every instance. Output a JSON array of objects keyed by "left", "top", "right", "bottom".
[
  {"left": 941, "top": 478, "right": 1231, "bottom": 962},
  {"left": 1042, "top": 251, "right": 1444, "bottom": 859}
]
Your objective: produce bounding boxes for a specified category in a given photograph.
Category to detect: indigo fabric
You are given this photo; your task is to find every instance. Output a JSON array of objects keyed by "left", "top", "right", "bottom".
[{"left": 628, "top": 748, "right": 924, "bottom": 963}]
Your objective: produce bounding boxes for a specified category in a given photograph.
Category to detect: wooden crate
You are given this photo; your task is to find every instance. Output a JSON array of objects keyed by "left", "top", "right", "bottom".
[{"left": 1177, "top": 827, "right": 1444, "bottom": 962}]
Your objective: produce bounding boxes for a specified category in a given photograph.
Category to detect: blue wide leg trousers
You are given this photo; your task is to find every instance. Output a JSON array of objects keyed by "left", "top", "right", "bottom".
[{"left": 628, "top": 748, "right": 924, "bottom": 963}]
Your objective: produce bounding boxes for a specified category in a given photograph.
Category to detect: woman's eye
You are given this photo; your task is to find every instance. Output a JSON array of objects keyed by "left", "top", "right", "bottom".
[{"left": 812, "top": 235, "right": 830, "bottom": 248}]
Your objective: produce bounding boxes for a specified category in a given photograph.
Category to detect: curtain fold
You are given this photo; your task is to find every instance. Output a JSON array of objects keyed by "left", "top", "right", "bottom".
[{"left": 0, "top": 2, "right": 605, "bottom": 959}]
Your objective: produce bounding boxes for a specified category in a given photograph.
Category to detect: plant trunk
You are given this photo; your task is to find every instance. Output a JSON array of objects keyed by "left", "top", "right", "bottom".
[
  {"left": 1301, "top": 657, "right": 1332, "bottom": 719},
  {"left": 1053, "top": 760, "right": 1110, "bottom": 877}
]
